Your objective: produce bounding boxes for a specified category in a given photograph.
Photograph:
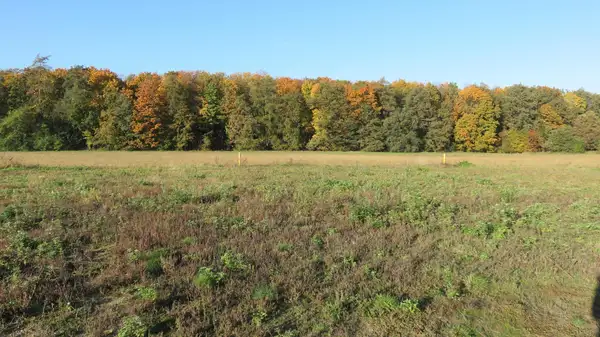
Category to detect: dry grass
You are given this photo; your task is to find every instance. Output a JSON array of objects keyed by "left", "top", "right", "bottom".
[
  {"left": 1, "top": 154, "right": 600, "bottom": 336},
  {"left": 2, "top": 151, "right": 600, "bottom": 168}
]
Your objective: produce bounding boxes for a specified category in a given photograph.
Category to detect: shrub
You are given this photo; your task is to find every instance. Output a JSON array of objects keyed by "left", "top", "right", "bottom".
[
  {"left": 118, "top": 316, "right": 146, "bottom": 337},
  {"left": 365, "top": 294, "right": 420, "bottom": 317},
  {"left": 349, "top": 204, "right": 388, "bottom": 228},
  {"left": 0, "top": 204, "right": 19, "bottom": 221},
  {"left": 455, "top": 161, "right": 474, "bottom": 167},
  {"left": 544, "top": 126, "right": 585, "bottom": 153},
  {"left": 397, "top": 299, "right": 420, "bottom": 314},
  {"left": 311, "top": 235, "right": 324, "bottom": 248},
  {"left": 145, "top": 258, "right": 163, "bottom": 278},
  {"left": 220, "top": 251, "right": 249, "bottom": 272},
  {"left": 135, "top": 286, "right": 158, "bottom": 301},
  {"left": 573, "top": 111, "right": 600, "bottom": 150},
  {"left": 349, "top": 204, "right": 378, "bottom": 223},
  {"left": 193, "top": 267, "right": 225, "bottom": 289},
  {"left": 400, "top": 194, "right": 441, "bottom": 227},
  {"left": 143, "top": 249, "right": 169, "bottom": 278}
]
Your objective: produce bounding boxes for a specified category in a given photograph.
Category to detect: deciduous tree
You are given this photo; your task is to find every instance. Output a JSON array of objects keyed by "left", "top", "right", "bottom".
[
  {"left": 130, "top": 73, "right": 167, "bottom": 149},
  {"left": 453, "top": 85, "right": 500, "bottom": 152}
]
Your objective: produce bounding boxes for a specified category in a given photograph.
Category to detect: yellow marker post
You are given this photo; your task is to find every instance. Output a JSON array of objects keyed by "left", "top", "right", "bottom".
[
  {"left": 442, "top": 152, "right": 446, "bottom": 165},
  {"left": 238, "top": 152, "right": 241, "bottom": 167}
]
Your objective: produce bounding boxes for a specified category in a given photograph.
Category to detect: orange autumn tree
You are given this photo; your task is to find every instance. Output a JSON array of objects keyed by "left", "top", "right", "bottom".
[
  {"left": 130, "top": 73, "right": 167, "bottom": 149},
  {"left": 88, "top": 67, "right": 121, "bottom": 109},
  {"left": 276, "top": 77, "right": 302, "bottom": 96},
  {"left": 345, "top": 82, "right": 384, "bottom": 151},
  {"left": 453, "top": 85, "right": 500, "bottom": 152}
]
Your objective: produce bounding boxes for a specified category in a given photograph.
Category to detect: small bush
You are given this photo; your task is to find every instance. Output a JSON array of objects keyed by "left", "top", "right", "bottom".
[
  {"left": 349, "top": 204, "right": 388, "bottom": 228},
  {"left": 141, "top": 248, "right": 169, "bottom": 278},
  {"left": 220, "top": 251, "right": 249, "bottom": 272},
  {"left": 135, "top": 286, "right": 158, "bottom": 301},
  {"left": 544, "top": 126, "right": 585, "bottom": 153},
  {"left": 0, "top": 204, "right": 19, "bottom": 221},
  {"left": 252, "top": 309, "right": 268, "bottom": 327},
  {"left": 456, "top": 161, "right": 474, "bottom": 167},
  {"left": 400, "top": 194, "right": 441, "bottom": 227},
  {"left": 366, "top": 294, "right": 420, "bottom": 317},
  {"left": 145, "top": 258, "right": 163, "bottom": 278},
  {"left": 198, "top": 183, "right": 237, "bottom": 204},
  {"left": 500, "top": 187, "right": 518, "bottom": 203},
  {"left": 167, "top": 189, "right": 193, "bottom": 205},
  {"left": 118, "top": 316, "right": 146, "bottom": 337},
  {"left": 350, "top": 204, "right": 378, "bottom": 223},
  {"left": 311, "top": 235, "right": 324, "bottom": 248},
  {"left": 36, "top": 238, "right": 63, "bottom": 258},
  {"left": 193, "top": 267, "right": 225, "bottom": 289},
  {"left": 397, "top": 299, "right": 420, "bottom": 314}
]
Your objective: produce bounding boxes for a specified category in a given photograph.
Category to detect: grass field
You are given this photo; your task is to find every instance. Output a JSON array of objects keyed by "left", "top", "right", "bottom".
[
  {"left": 3, "top": 151, "right": 600, "bottom": 168},
  {"left": 1, "top": 152, "right": 600, "bottom": 336}
]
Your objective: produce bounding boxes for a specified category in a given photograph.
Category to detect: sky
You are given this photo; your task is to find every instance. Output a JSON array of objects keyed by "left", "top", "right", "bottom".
[{"left": 2, "top": 0, "right": 600, "bottom": 92}]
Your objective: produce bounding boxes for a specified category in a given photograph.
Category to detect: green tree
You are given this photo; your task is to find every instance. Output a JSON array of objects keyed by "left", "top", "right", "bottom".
[
  {"left": 248, "top": 75, "right": 277, "bottom": 149},
  {"left": 0, "top": 106, "right": 38, "bottom": 150},
  {"left": 94, "top": 89, "right": 134, "bottom": 150},
  {"left": 163, "top": 72, "right": 197, "bottom": 150},
  {"left": 307, "top": 82, "right": 355, "bottom": 151},
  {"left": 425, "top": 83, "right": 457, "bottom": 151},
  {"left": 54, "top": 67, "right": 97, "bottom": 148},
  {"left": 0, "top": 74, "right": 8, "bottom": 119},
  {"left": 4, "top": 71, "right": 28, "bottom": 112},
  {"left": 385, "top": 85, "right": 439, "bottom": 152},
  {"left": 573, "top": 89, "right": 600, "bottom": 114},
  {"left": 500, "top": 85, "right": 539, "bottom": 131},
  {"left": 224, "top": 76, "right": 260, "bottom": 150},
  {"left": 573, "top": 111, "right": 600, "bottom": 150},
  {"left": 348, "top": 83, "right": 384, "bottom": 152},
  {"left": 199, "top": 76, "right": 226, "bottom": 150},
  {"left": 275, "top": 88, "right": 312, "bottom": 150},
  {"left": 1, "top": 56, "right": 81, "bottom": 150},
  {"left": 544, "top": 126, "right": 585, "bottom": 153}
]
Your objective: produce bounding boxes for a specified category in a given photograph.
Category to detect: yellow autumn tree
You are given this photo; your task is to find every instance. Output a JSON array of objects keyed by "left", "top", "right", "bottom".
[
  {"left": 564, "top": 92, "right": 587, "bottom": 113},
  {"left": 453, "top": 85, "right": 500, "bottom": 152},
  {"left": 539, "top": 103, "right": 564, "bottom": 129}
]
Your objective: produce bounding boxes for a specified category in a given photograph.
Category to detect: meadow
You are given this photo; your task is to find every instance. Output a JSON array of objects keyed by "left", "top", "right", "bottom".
[{"left": 1, "top": 152, "right": 600, "bottom": 336}]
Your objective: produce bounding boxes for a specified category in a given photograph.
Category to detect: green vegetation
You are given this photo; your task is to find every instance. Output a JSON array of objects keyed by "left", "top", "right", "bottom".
[
  {"left": 1, "top": 161, "right": 599, "bottom": 336},
  {"left": 2, "top": 56, "right": 600, "bottom": 153}
]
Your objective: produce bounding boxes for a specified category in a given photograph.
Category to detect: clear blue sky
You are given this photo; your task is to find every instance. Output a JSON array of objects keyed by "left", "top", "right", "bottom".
[{"left": 2, "top": 0, "right": 599, "bottom": 92}]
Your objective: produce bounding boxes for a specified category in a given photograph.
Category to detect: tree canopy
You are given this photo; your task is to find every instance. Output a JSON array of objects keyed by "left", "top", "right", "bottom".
[{"left": 1, "top": 57, "right": 598, "bottom": 152}]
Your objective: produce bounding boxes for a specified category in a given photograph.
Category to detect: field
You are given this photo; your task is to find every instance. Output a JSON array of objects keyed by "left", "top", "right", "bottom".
[
  {"left": 1, "top": 152, "right": 600, "bottom": 336},
  {"left": 3, "top": 151, "right": 600, "bottom": 168}
]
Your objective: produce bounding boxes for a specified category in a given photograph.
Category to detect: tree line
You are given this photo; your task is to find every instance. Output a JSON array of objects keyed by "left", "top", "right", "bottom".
[{"left": 1, "top": 56, "right": 599, "bottom": 153}]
